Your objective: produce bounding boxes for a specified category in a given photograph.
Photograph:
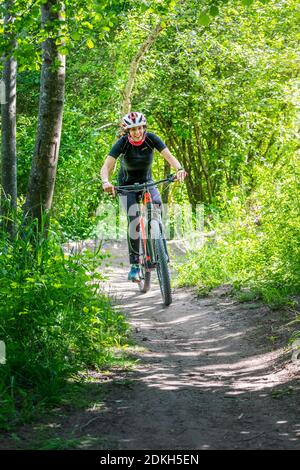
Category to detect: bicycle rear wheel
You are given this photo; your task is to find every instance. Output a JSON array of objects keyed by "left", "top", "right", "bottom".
[{"left": 155, "top": 234, "right": 172, "bottom": 306}]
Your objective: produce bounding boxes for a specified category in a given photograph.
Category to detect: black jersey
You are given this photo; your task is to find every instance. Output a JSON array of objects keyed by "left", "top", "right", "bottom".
[{"left": 108, "top": 132, "right": 167, "bottom": 184}]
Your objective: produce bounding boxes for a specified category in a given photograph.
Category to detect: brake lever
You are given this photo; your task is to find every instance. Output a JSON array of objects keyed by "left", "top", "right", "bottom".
[{"left": 167, "top": 173, "right": 177, "bottom": 182}]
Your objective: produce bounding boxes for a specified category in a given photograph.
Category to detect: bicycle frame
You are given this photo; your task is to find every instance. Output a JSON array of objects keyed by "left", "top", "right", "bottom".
[
  {"left": 115, "top": 174, "right": 175, "bottom": 268},
  {"left": 115, "top": 174, "right": 175, "bottom": 304},
  {"left": 139, "top": 189, "right": 161, "bottom": 269}
]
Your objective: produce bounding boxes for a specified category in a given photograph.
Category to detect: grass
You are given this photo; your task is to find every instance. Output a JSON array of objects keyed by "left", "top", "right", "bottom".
[
  {"left": 0, "top": 349, "right": 138, "bottom": 449},
  {"left": 175, "top": 216, "right": 299, "bottom": 310},
  {"left": 175, "top": 154, "right": 300, "bottom": 312},
  {"left": 0, "top": 215, "right": 132, "bottom": 433}
]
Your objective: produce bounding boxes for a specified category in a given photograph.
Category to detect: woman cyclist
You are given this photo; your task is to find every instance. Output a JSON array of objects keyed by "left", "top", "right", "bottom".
[{"left": 100, "top": 112, "right": 187, "bottom": 282}]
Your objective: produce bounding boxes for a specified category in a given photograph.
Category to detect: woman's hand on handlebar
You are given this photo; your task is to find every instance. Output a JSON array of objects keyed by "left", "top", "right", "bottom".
[
  {"left": 175, "top": 169, "right": 188, "bottom": 183},
  {"left": 102, "top": 182, "right": 116, "bottom": 196}
]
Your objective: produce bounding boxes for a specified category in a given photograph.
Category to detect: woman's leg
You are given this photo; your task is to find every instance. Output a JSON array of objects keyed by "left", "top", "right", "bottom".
[
  {"left": 149, "top": 185, "right": 163, "bottom": 223},
  {"left": 119, "top": 192, "right": 141, "bottom": 265},
  {"left": 119, "top": 186, "right": 163, "bottom": 265},
  {"left": 149, "top": 185, "right": 162, "bottom": 206}
]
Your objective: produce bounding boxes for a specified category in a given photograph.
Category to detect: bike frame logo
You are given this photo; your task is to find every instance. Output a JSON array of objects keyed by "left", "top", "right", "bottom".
[
  {"left": 0, "top": 80, "right": 6, "bottom": 105},
  {"left": 0, "top": 341, "right": 6, "bottom": 365}
]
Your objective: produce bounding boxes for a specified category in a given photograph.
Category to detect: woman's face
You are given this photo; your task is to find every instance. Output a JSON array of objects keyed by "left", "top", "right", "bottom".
[{"left": 129, "top": 125, "right": 144, "bottom": 141}]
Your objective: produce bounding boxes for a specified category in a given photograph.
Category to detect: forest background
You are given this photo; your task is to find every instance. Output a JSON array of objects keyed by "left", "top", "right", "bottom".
[{"left": 0, "top": 0, "right": 299, "bottom": 430}]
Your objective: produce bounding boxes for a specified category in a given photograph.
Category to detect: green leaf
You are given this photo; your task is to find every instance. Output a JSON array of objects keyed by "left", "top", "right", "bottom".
[
  {"left": 58, "top": 46, "right": 69, "bottom": 55},
  {"left": 82, "top": 21, "right": 93, "bottom": 30},
  {"left": 210, "top": 6, "right": 219, "bottom": 17},
  {"left": 71, "top": 32, "right": 81, "bottom": 41},
  {"left": 199, "top": 14, "right": 211, "bottom": 26},
  {"left": 86, "top": 39, "right": 94, "bottom": 49}
]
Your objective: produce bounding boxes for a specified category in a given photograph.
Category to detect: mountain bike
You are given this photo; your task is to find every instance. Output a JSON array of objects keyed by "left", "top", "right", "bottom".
[{"left": 115, "top": 174, "right": 176, "bottom": 306}]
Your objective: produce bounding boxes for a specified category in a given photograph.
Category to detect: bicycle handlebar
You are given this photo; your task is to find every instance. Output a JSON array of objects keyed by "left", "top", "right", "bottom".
[{"left": 114, "top": 174, "right": 176, "bottom": 193}]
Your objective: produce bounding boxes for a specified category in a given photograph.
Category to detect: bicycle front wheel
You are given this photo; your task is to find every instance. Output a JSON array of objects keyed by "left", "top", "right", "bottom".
[
  {"left": 139, "top": 237, "right": 151, "bottom": 293},
  {"left": 139, "top": 265, "right": 151, "bottom": 293},
  {"left": 155, "top": 235, "right": 172, "bottom": 306}
]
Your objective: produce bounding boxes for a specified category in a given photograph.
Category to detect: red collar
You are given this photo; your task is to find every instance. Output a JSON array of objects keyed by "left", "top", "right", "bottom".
[{"left": 127, "top": 132, "right": 146, "bottom": 146}]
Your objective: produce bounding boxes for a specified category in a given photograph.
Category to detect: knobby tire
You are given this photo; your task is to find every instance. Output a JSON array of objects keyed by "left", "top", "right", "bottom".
[
  {"left": 139, "top": 237, "right": 151, "bottom": 293},
  {"left": 155, "top": 234, "right": 172, "bottom": 306}
]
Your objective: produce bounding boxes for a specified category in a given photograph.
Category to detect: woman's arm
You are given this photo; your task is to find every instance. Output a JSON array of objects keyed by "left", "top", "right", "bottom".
[
  {"left": 100, "top": 155, "right": 117, "bottom": 195},
  {"left": 160, "top": 148, "right": 187, "bottom": 182},
  {"left": 100, "top": 156, "right": 116, "bottom": 182},
  {"left": 160, "top": 148, "right": 182, "bottom": 169}
]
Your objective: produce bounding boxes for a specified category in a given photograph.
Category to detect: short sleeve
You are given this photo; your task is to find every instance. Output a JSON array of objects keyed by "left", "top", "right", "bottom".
[
  {"left": 147, "top": 133, "right": 167, "bottom": 152},
  {"left": 108, "top": 136, "right": 126, "bottom": 159}
]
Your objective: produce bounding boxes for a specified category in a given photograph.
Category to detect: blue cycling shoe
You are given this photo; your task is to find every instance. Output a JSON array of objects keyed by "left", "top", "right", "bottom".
[{"left": 128, "top": 264, "right": 141, "bottom": 282}]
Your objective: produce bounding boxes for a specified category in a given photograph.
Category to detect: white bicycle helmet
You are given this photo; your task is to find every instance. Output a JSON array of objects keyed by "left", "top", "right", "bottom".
[{"left": 121, "top": 112, "right": 147, "bottom": 129}]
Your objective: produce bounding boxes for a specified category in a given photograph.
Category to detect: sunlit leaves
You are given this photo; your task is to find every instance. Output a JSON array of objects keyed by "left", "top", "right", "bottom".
[
  {"left": 81, "top": 21, "right": 94, "bottom": 30},
  {"left": 58, "top": 45, "right": 69, "bottom": 54},
  {"left": 71, "top": 31, "right": 81, "bottom": 41},
  {"left": 127, "top": 0, "right": 299, "bottom": 207},
  {"left": 86, "top": 38, "right": 95, "bottom": 48},
  {"left": 0, "top": 0, "right": 134, "bottom": 69},
  {"left": 199, "top": 14, "right": 211, "bottom": 26},
  {"left": 241, "top": 0, "right": 254, "bottom": 5}
]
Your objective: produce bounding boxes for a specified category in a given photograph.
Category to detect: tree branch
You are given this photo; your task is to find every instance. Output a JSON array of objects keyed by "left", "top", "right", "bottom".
[{"left": 121, "top": 21, "right": 163, "bottom": 115}]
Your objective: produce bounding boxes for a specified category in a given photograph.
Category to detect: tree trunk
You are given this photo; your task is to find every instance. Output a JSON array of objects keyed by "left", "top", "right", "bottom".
[
  {"left": 23, "top": 0, "right": 65, "bottom": 233},
  {"left": 194, "top": 124, "right": 213, "bottom": 203},
  {"left": 1, "top": 0, "right": 17, "bottom": 237},
  {"left": 121, "top": 21, "right": 163, "bottom": 115},
  {"left": 156, "top": 115, "right": 205, "bottom": 207}
]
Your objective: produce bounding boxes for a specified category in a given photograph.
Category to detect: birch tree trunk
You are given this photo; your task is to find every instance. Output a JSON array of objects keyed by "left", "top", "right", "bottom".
[
  {"left": 121, "top": 21, "right": 163, "bottom": 115},
  {"left": 23, "top": 0, "right": 65, "bottom": 233},
  {"left": 1, "top": 0, "right": 17, "bottom": 237}
]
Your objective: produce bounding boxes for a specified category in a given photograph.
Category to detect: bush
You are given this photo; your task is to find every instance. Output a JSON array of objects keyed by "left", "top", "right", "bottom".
[
  {"left": 0, "top": 222, "right": 129, "bottom": 430},
  {"left": 176, "top": 152, "right": 300, "bottom": 308}
]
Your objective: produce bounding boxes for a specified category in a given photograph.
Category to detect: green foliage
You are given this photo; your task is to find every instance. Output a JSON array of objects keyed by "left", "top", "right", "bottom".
[
  {"left": 176, "top": 149, "right": 300, "bottom": 307},
  {"left": 143, "top": 0, "right": 298, "bottom": 204},
  {"left": 0, "top": 0, "right": 179, "bottom": 72},
  {"left": 53, "top": 115, "right": 116, "bottom": 239},
  {"left": 12, "top": 0, "right": 298, "bottom": 238},
  {"left": 1, "top": 0, "right": 299, "bottom": 435},
  {"left": 0, "top": 218, "right": 129, "bottom": 430}
]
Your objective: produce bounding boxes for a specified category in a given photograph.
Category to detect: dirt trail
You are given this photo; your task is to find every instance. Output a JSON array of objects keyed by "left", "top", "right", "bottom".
[
  {"left": 1, "top": 240, "right": 300, "bottom": 450},
  {"left": 92, "top": 240, "right": 300, "bottom": 450}
]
